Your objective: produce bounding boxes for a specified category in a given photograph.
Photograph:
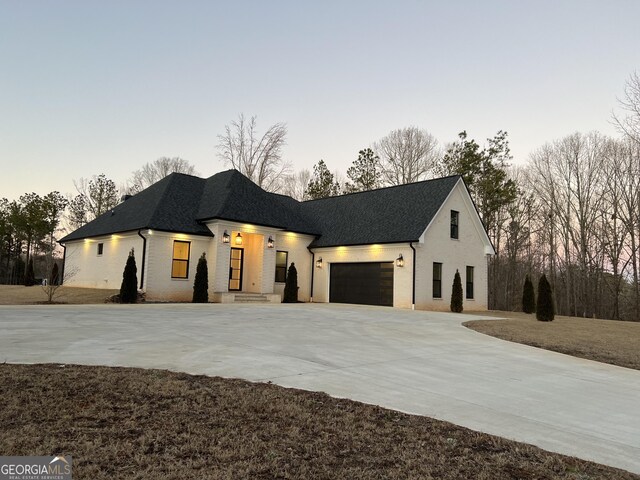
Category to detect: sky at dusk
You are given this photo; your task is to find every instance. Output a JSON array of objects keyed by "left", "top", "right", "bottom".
[{"left": 1, "top": 0, "right": 639, "bottom": 201}]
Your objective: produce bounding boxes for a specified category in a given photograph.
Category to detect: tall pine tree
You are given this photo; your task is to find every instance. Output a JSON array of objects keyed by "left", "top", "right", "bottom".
[
  {"left": 24, "top": 258, "right": 35, "bottom": 286},
  {"left": 305, "top": 160, "right": 340, "bottom": 199}
]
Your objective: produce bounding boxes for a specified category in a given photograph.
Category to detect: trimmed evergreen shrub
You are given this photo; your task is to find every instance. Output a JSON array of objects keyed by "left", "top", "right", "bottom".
[
  {"left": 119, "top": 248, "right": 138, "bottom": 304},
  {"left": 536, "top": 274, "right": 555, "bottom": 321},
  {"left": 522, "top": 275, "right": 535, "bottom": 314},
  {"left": 24, "top": 258, "right": 35, "bottom": 286},
  {"left": 192, "top": 253, "right": 208, "bottom": 303},
  {"left": 283, "top": 262, "right": 298, "bottom": 303},
  {"left": 50, "top": 263, "right": 60, "bottom": 286},
  {"left": 450, "top": 269, "right": 463, "bottom": 313}
]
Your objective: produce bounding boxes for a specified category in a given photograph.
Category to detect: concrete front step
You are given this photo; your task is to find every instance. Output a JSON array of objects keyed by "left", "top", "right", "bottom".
[{"left": 212, "top": 292, "right": 281, "bottom": 304}]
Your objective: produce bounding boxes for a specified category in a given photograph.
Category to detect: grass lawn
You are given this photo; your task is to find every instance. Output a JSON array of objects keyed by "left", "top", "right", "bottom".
[
  {"left": 0, "top": 285, "right": 118, "bottom": 305},
  {"left": 1, "top": 364, "right": 637, "bottom": 480},
  {"left": 464, "top": 311, "right": 640, "bottom": 370}
]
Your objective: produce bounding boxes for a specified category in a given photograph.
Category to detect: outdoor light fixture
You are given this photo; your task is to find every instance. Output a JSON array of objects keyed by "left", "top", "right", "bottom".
[
  {"left": 222, "top": 230, "right": 230, "bottom": 243},
  {"left": 267, "top": 236, "right": 274, "bottom": 248},
  {"left": 396, "top": 254, "right": 404, "bottom": 267},
  {"left": 316, "top": 257, "right": 323, "bottom": 268},
  {"left": 235, "top": 233, "right": 243, "bottom": 245}
]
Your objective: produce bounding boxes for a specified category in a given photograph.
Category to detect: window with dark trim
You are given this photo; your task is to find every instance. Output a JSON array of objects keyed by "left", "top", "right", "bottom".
[
  {"left": 433, "top": 262, "right": 442, "bottom": 298},
  {"left": 97, "top": 243, "right": 104, "bottom": 256},
  {"left": 171, "top": 240, "right": 191, "bottom": 278},
  {"left": 275, "top": 251, "right": 288, "bottom": 283},
  {"left": 466, "top": 266, "right": 474, "bottom": 299},
  {"left": 450, "top": 210, "right": 459, "bottom": 239}
]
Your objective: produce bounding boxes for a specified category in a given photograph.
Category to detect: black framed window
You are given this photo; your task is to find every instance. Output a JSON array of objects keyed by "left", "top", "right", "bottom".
[
  {"left": 433, "top": 262, "right": 442, "bottom": 298},
  {"left": 450, "top": 210, "right": 459, "bottom": 239},
  {"left": 97, "top": 243, "right": 104, "bottom": 256},
  {"left": 466, "top": 266, "right": 474, "bottom": 299},
  {"left": 171, "top": 240, "right": 190, "bottom": 278},
  {"left": 275, "top": 251, "right": 288, "bottom": 283}
]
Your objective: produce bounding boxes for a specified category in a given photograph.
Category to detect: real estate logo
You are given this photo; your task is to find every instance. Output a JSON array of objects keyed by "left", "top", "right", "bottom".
[{"left": 0, "top": 455, "right": 72, "bottom": 480}]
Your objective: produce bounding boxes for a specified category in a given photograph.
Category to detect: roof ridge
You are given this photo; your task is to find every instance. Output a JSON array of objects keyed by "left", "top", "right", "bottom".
[
  {"left": 302, "top": 174, "right": 461, "bottom": 203},
  {"left": 147, "top": 174, "right": 197, "bottom": 227}
]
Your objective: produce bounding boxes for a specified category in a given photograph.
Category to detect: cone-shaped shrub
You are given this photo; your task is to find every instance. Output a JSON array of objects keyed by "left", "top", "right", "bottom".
[
  {"left": 24, "top": 258, "right": 35, "bottom": 286},
  {"left": 192, "top": 253, "right": 208, "bottom": 303},
  {"left": 522, "top": 275, "right": 535, "bottom": 313},
  {"left": 283, "top": 262, "right": 298, "bottom": 303},
  {"left": 536, "top": 274, "right": 554, "bottom": 321},
  {"left": 50, "top": 263, "right": 60, "bottom": 286},
  {"left": 119, "top": 248, "right": 138, "bottom": 303},
  {"left": 450, "top": 269, "right": 463, "bottom": 313}
]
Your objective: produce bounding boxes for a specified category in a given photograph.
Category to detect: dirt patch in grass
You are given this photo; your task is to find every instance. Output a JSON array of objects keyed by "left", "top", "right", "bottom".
[
  {"left": 1, "top": 364, "right": 636, "bottom": 480},
  {"left": 464, "top": 311, "right": 640, "bottom": 370},
  {"left": 0, "top": 285, "right": 118, "bottom": 305}
]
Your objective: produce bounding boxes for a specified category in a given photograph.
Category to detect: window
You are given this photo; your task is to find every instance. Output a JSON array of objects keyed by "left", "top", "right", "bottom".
[
  {"left": 450, "top": 210, "right": 459, "bottom": 239},
  {"left": 433, "top": 262, "right": 442, "bottom": 298},
  {"left": 466, "top": 266, "right": 474, "bottom": 299},
  {"left": 275, "top": 251, "right": 288, "bottom": 283},
  {"left": 171, "top": 240, "right": 190, "bottom": 278},
  {"left": 97, "top": 243, "right": 104, "bottom": 256}
]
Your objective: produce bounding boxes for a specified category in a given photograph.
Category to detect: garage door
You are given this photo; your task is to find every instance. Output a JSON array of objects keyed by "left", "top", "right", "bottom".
[{"left": 329, "top": 262, "right": 394, "bottom": 306}]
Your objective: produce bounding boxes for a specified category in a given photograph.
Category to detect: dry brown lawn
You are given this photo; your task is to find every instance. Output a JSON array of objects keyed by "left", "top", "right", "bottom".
[
  {"left": 0, "top": 285, "right": 118, "bottom": 305},
  {"left": 464, "top": 311, "right": 640, "bottom": 370},
  {"left": 1, "top": 363, "right": 637, "bottom": 480}
]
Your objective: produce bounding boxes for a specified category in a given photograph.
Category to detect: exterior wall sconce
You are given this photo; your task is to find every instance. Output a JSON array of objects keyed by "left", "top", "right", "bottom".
[
  {"left": 235, "top": 232, "right": 243, "bottom": 245},
  {"left": 267, "top": 236, "right": 274, "bottom": 249},
  {"left": 316, "top": 257, "right": 323, "bottom": 268},
  {"left": 222, "top": 230, "right": 230, "bottom": 243},
  {"left": 396, "top": 254, "right": 404, "bottom": 267}
]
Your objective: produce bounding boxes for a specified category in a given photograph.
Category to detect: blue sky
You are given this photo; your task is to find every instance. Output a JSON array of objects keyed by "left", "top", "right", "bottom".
[{"left": 1, "top": 0, "right": 639, "bottom": 200}]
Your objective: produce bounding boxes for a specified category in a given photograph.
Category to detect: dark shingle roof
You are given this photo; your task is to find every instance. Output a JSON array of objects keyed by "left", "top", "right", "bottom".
[
  {"left": 301, "top": 175, "right": 460, "bottom": 247},
  {"left": 60, "top": 169, "right": 461, "bottom": 248}
]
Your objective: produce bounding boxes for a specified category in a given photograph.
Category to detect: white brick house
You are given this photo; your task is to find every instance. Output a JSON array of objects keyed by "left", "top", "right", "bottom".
[{"left": 60, "top": 170, "right": 494, "bottom": 310}]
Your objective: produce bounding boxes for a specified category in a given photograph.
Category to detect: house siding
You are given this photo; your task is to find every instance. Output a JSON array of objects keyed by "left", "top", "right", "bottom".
[
  {"left": 415, "top": 183, "right": 490, "bottom": 311},
  {"left": 63, "top": 233, "right": 143, "bottom": 290},
  {"left": 273, "top": 232, "right": 315, "bottom": 301}
]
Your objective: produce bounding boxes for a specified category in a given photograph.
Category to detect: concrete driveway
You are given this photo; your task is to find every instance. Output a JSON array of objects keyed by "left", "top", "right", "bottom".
[{"left": 1, "top": 303, "right": 638, "bottom": 474}]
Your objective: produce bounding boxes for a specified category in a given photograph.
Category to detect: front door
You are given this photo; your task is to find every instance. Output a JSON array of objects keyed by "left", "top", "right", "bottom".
[{"left": 229, "top": 248, "right": 244, "bottom": 291}]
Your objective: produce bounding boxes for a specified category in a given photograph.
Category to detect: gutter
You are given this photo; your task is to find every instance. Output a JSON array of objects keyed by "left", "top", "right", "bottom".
[
  {"left": 309, "top": 250, "right": 315, "bottom": 302},
  {"left": 59, "top": 242, "right": 67, "bottom": 285},
  {"left": 137, "top": 229, "right": 147, "bottom": 289},
  {"left": 410, "top": 242, "right": 416, "bottom": 310}
]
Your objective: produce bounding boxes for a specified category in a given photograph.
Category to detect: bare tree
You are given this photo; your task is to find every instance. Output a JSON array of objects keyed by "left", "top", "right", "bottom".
[
  {"left": 127, "top": 157, "right": 198, "bottom": 194},
  {"left": 217, "top": 114, "right": 290, "bottom": 192},
  {"left": 374, "top": 127, "right": 440, "bottom": 185},
  {"left": 67, "top": 174, "right": 120, "bottom": 229},
  {"left": 613, "top": 71, "right": 640, "bottom": 144},
  {"left": 281, "top": 169, "right": 312, "bottom": 201}
]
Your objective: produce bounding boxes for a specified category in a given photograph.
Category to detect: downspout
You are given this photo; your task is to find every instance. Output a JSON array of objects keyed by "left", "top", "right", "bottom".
[
  {"left": 137, "top": 229, "right": 147, "bottom": 290},
  {"left": 58, "top": 242, "right": 66, "bottom": 285},
  {"left": 309, "top": 250, "right": 315, "bottom": 303},
  {"left": 410, "top": 242, "right": 416, "bottom": 310}
]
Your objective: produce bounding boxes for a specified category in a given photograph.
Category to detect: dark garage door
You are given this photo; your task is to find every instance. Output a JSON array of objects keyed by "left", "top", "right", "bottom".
[{"left": 330, "top": 262, "right": 394, "bottom": 306}]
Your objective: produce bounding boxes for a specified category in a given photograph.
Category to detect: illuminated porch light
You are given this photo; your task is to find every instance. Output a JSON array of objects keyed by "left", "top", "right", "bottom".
[
  {"left": 267, "top": 236, "right": 274, "bottom": 249},
  {"left": 235, "top": 233, "right": 243, "bottom": 245},
  {"left": 316, "top": 257, "right": 323, "bottom": 268},
  {"left": 222, "top": 230, "right": 230, "bottom": 243},
  {"left": 396, "top": 254, "right": 404, "bottom": 267}
]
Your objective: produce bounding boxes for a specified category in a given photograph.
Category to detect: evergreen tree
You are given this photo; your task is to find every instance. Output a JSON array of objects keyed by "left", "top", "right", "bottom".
[
  {"left": 192, "top": 253, "right": 209, "bottom": 303},
  {"left": 536, "top": 274, "right": 554, "bottom": 321},
  {"left": 522, "top": 275, "right": 535, "bottom": 313},
  {"left": 305, "top": 160, "right": 340, "bottom": 199},
  {"left": 450, "top": 269, "right": 463, "bottom": 313},
  {"left": 24, "top": 258, "right": 35, "bottom": 286},
  {"left": 344, "top": 148, "right": 382, "bottom": 193},
  {"left": 50, "top": 263, "right": 60, "bottom": 286},
  {"left": 119, "top": 248, "right": 138, "bottom": 303},
  {"left": 283, "top": 262, "right": 298, "bottom": 303},
  {"left": 12, "top": 257, "right": 25, "bottom": 285}
]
